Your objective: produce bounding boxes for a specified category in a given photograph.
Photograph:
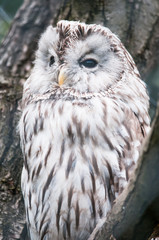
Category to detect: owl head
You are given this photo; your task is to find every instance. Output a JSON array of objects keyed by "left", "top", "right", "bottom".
[{"left": 24, "top": 20, "right": 147, "bottom": 109}]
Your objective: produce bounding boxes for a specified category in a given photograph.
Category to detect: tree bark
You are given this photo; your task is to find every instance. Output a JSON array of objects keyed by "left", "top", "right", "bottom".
[{"left": 0, "top": 0, "right": 159, "bottom": 239}]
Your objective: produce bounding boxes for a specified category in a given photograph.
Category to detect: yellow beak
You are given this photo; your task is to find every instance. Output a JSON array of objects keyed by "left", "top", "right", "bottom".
[{"left": 58, "top": 70, "right": 66, "bottom": 86}]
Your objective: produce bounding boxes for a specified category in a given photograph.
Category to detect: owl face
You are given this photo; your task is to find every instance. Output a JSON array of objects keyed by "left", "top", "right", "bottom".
[{"left": 30, "top": 21, "right": 126, "bottom": 95}]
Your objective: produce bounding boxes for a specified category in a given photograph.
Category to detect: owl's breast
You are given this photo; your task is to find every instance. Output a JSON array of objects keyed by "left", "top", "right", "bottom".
[
  {"left": 20, "top": 95, "right": 140, "bottom": 185},
  {"left": 20, "top": 95, "right": 144, "bottom": 240}
]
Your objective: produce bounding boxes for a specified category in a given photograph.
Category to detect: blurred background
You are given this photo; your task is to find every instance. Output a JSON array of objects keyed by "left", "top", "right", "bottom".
[{"left": 0, "top": 0, "right": 23, "bottom": 43}]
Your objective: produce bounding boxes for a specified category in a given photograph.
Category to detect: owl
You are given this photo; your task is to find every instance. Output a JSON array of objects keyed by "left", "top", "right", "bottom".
[{"left": 19, "top": 20, "right": 150, "bottom": 240}]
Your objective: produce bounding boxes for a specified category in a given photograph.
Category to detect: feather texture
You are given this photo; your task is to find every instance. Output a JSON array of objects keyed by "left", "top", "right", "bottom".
[{"left": 19, "top": 20, "right": 150, "bottom": 240}]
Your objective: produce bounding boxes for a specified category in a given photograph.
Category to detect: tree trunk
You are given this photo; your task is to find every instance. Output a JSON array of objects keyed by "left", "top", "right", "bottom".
[{"left": 0, "top": 0, "right": 159, "bottom": 239}]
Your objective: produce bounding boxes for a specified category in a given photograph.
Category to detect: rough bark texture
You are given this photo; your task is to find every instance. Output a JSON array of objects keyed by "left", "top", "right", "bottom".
[{"left": 0, "top": 0, "right": 159, "bottom": 239}]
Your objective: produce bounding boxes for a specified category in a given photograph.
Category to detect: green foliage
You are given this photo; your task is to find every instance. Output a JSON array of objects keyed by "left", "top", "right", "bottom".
[
  {"left": 0, "top": 20, "right": 10, "bottom": 42},
  {"left": 0, "top": 0, "right": 23, "bottom": 42}
]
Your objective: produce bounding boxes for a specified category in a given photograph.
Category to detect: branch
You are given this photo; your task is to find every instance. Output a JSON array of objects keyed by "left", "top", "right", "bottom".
[
  {"left": 89, "top": 103, "right": 159, "bottom": 240},
  {"left": 0, "top": 0, "right": 65, "bottom": 78}
]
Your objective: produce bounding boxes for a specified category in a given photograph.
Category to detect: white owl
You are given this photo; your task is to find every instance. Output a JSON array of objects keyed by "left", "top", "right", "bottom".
[{"left": 19, "top": 20, "right": 150, "bottom": 240}]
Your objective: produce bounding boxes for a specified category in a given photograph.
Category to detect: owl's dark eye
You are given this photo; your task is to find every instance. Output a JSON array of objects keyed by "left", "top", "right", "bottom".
[
  {"left": 49, "top": 56, "right": 55, "bottom": 67},
  {"left": 80, "top": 59, "right": 98, "bottom": 68}
]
